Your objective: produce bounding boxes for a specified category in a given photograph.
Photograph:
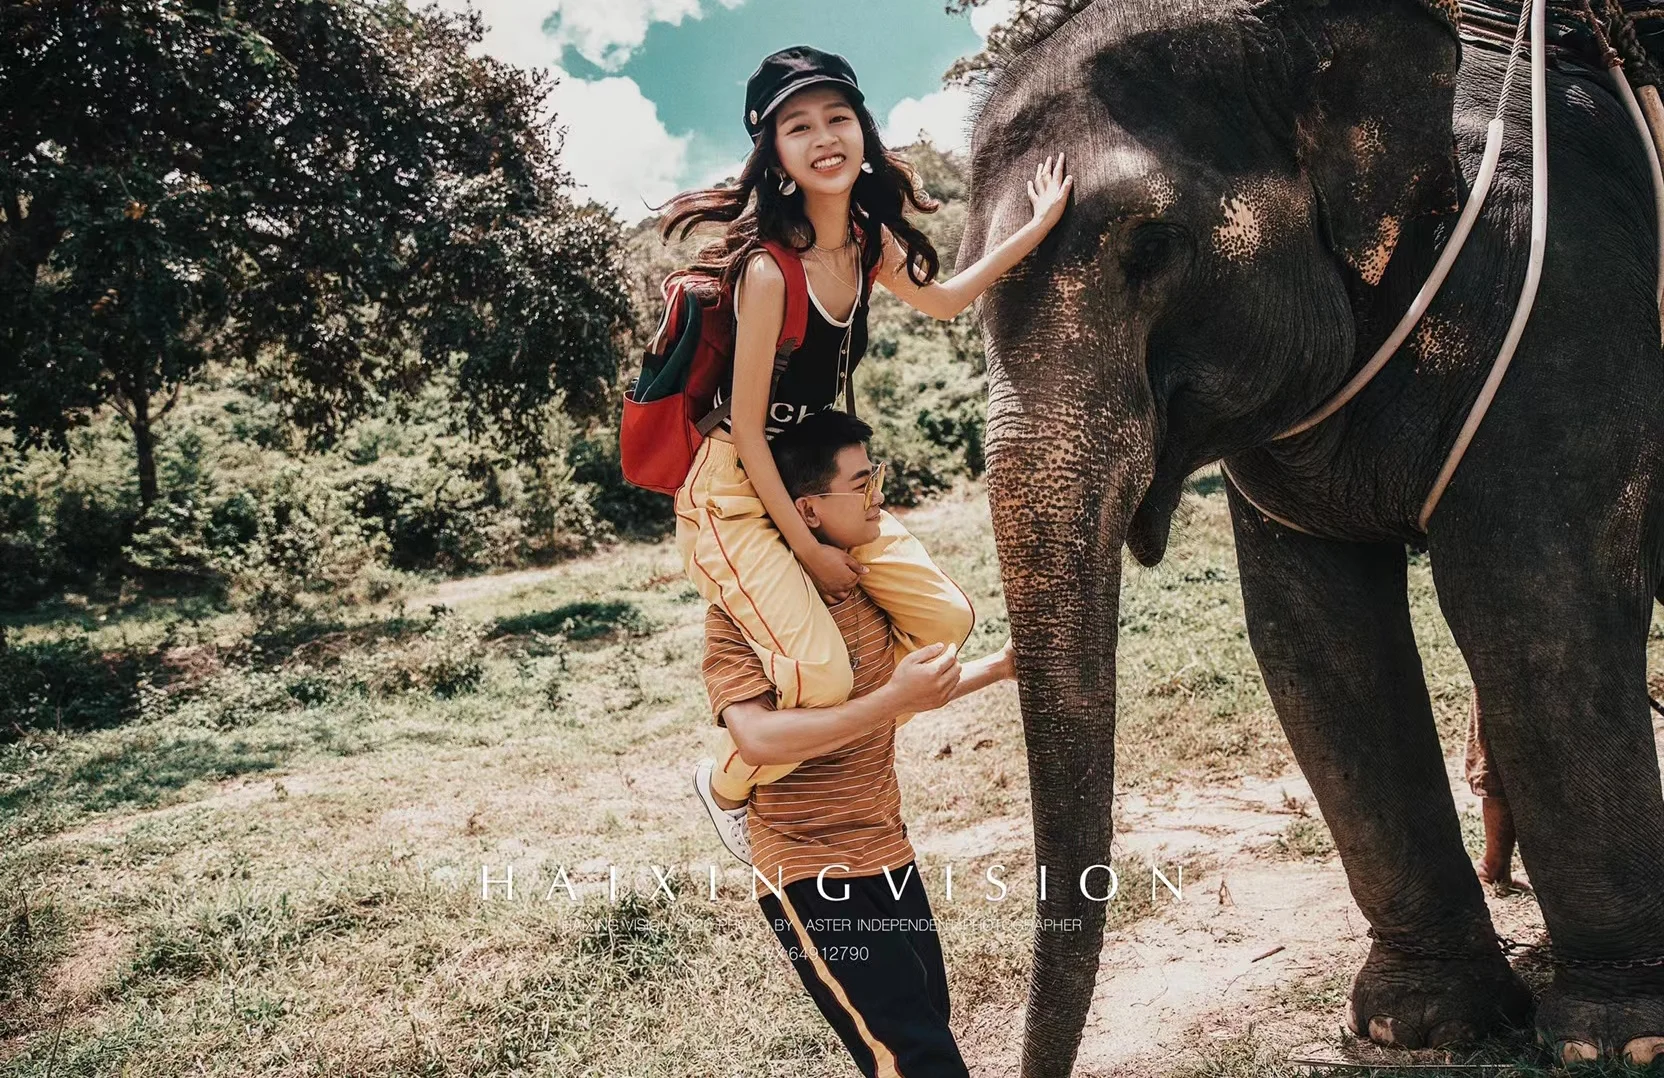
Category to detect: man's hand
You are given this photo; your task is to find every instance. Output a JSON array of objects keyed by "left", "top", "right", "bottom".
[
  {"left": 802, "top": 542, "right": 865, "bottom": 602},
  {"left": 885, "top": 641, "right": 961, "bottom": 714}
]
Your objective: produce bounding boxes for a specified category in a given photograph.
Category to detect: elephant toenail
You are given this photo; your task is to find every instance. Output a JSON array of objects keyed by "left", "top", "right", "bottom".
[
  {"left": 1624, "top": 1036, "right": 1664, "bottom": 1066},
  {"left": 1558, "top": 1040, "right": 1600, "bottom": 1064},
  {"left": 1369, "top": 1015, "right": 1424, "bottom": 1048},
  {"left": 1428, "top": 1020, "right": 1476, "bottom": 1047}
]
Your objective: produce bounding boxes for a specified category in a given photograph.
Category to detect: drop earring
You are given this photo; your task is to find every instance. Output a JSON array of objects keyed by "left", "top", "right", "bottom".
[
  {"left": 778, "top": 171, "right": 797, "bottom": 196},
  {"left": 859, "top": 161, "right": 873, "bottom": 174}
]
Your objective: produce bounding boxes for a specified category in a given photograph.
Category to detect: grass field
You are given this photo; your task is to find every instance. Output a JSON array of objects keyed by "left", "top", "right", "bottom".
[{"left": 4, "top": 468, "right": 1662, "bottom": 1076}]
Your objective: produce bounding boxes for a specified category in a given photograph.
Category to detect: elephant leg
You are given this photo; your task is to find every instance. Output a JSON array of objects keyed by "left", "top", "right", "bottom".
[
  {"left": 1429, "top": 528, "right": 1664, "bottom": 1067},
  {"left": 1226, "top": 482, "right": 1531, "bottom": 1049}
]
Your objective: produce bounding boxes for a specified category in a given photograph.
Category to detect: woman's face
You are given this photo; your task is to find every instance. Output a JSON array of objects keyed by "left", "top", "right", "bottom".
[{"left": 772, "top": 85, "right": 865, "bottom": 196}]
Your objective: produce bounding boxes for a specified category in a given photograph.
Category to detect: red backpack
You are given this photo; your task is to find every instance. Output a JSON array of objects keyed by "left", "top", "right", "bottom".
[{"left": 619, "top": 239, "right": 878, "bottom": 495}]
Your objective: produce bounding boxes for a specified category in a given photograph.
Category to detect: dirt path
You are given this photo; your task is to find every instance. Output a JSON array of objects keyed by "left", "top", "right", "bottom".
[
  {"left": 407, "top": 565, "right": 565, "bottom": 608},
  {"left": 955, "top": 713, "right": 1664, "bottom": 1077},
  {"left": 947, "top": 766, "right": 1383, "bottom": 1077}
]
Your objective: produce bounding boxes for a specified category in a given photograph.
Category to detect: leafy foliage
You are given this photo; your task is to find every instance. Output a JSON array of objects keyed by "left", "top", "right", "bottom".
[
  {"left": 942, "top": 0, "right": 1097, "bottom": 92},
  {"left": 1, "top": 123, "right": 987, "bottom": 611},
  {"left": 0, "top": 0, "right": 634, "bottom": 508},
  {"left": 0, "top": 369, "right": 615, "bottom": 612},
  {"left": 0, "top": 633, "right": 146, "bottom": 739},
  {"left": 856, "top": 140, "right": 988, "bottom": 504}
]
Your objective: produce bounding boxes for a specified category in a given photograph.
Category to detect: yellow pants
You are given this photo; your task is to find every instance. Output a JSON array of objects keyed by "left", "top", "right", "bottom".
[{"left": 675, "top": 437, "right": 975, "bottom": 801}]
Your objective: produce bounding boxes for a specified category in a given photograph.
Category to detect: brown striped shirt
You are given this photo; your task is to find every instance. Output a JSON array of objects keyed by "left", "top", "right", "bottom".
[{"left": 702, "top": 587, "right": 914, "bottom": 888}]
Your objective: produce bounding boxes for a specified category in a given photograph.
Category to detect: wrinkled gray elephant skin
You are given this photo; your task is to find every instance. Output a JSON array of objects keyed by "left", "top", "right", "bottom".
[{"left": 957, "top": 1, "right": 1664, "bottom": 1074}]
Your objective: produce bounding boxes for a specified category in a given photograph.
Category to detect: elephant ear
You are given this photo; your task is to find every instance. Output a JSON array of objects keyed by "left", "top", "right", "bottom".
[{"left": 1275, "top": 0, "right": 1464, "bottom": 285}]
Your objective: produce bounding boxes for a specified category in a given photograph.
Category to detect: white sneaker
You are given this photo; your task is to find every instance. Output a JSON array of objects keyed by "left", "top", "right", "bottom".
[{"left": 693, "top": 759, "right": 752, "bottom": 865}]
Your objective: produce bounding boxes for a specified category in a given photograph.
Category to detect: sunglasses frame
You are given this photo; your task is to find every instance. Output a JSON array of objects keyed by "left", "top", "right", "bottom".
[{"left": 809, "top": 459, "right": 886, "bottom": 512}]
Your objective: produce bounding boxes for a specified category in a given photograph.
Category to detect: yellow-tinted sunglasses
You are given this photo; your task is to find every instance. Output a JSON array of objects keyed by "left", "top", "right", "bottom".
[{"left": 808, "top": 460, "right": 886, "bottom": 512}]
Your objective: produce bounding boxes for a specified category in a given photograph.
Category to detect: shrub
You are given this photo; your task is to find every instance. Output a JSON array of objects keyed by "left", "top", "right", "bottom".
[
  {"left": 490, "top": 601, "right": 650, "bottom": 642},
  {"left": 0, "top": 429, "right": 139, "bottom": 607},
  {"left": 161, "top": 666, "right": 322, "bottom": 730},
  {"left": 219, "top": 468, "right": 397, "bottom": 631},
  {"left": 568, "top": 425, "right": 673, "bottom": 539},
  {"left": 0, "top": 634, "right": 145, "bottom": 739},
  {"left": 859, "top": 348, "right": 987, "bottom": 506},
  {"left": 335, "top": 610, "right": 487, "bottom": 698}
]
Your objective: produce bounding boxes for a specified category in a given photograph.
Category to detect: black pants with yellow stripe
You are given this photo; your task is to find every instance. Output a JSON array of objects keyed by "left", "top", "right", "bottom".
[{"left": 758, "top": 863, "right": 969, "bottom": 1077}]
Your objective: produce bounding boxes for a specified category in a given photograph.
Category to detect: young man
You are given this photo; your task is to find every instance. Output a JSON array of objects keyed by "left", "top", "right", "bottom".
[{"left": 694, "top": 409, "right": 1014, "bottom": 1078}]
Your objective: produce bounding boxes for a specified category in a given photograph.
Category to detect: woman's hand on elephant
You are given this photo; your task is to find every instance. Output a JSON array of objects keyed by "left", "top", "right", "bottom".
[
  {"left": 803, "top": 542, "right": 865, "bottom": 602},
  {"left": 1027, "top": 152, "right": 1074, "bottom": 231}
]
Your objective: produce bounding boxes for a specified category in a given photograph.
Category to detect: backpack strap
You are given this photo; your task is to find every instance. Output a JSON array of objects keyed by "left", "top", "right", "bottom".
[
  {"left": 694, "top": 240, "right": 811, "bottom": 436},
  {"left": 648, "top": 272, "right": 684, "bottom": 356}
]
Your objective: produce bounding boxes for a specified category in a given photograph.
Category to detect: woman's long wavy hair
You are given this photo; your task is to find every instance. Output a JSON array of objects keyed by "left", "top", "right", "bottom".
[{"left": 653, "top": 87, "right": 941, "bottom": 298}]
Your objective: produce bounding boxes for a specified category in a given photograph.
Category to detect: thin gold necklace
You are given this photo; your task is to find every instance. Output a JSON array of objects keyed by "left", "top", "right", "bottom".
[
  {"left": 811, "top": 220, "right": 856, "bottom": 252},
  {"left": 807, "top": 229, "right": 859, "bottom": 293},
  {"left": 811, "top": 249, "right": 858, "bottom": 294}
]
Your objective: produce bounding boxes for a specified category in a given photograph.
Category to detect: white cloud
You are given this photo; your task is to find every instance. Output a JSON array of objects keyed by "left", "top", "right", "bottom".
[
  {"left": 543, "top": 0, "right": 746, "bottom": 72},
  {"left": 433, "top": 0, "right": 563, "bottom": 71},
  {"left": 882, "top": 86, "right": 975, "bottom": 154},
  {"left": 549, "top": 70, "right": 692, "bottom": 218},
  {"left": 426, "top": 0, "right": 1011, "bottom": 221},
  {"left": 432, "top": 0, "right": 749, "bottom": 220},
  {"left": 688, "top": 151, "right": 747, "bottom": 192},
  {"left": 970, "top": 0, "right": 1019, "bottom": 38},
  {"left": 880, "top": 0, "right": 1019, "bottom": 154},
  {"left": 436, "top": 0, "right": 744, "bottom": 71}
]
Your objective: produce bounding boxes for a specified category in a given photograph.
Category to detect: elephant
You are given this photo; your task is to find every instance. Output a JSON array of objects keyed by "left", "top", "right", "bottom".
[{"left": 955, "top": 0, "right": 1664, "bottom": 1073}]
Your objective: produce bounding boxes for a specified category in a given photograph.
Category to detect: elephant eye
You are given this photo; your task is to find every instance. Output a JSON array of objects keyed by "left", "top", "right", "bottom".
[{"left": 1121, "top": 221, "right": 1182, "bottom": 281}]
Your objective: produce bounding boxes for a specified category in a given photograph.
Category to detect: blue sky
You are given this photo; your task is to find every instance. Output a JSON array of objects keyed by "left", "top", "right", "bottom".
[{"left": 435, "top": 0, "right": 1014, "bottom": 224}]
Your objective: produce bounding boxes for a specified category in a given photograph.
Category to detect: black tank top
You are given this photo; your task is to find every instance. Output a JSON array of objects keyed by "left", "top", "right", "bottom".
[{"left": 713, "top": 268, "right": 869, "bottom": 439}]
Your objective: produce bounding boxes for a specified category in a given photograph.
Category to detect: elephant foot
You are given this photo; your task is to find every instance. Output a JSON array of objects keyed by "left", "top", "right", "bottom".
[
  {"left": 1345, "top": 941, "right": 1532, "bottom": 1049},
  {"left": 1536, "top": 977, "right": 1664, "bottom": 1067}
]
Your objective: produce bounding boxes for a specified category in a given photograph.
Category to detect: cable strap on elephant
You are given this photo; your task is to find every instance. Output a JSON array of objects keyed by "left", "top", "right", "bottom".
[
  {"left": 1220, "top": 0, "right": 1541, "bottom": 535},
  {"left": 1230, "top": 0, "right": 1664, "bottom": 536},
  {"left": 1416, "top": 0, "right": 1551, "bottom": 530},
  {"left": 1218, "top": 0, "right": 1550, "bottom": 535}
]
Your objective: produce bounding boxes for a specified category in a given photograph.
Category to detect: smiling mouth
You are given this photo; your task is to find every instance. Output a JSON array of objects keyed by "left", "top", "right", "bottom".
[{"left": 811, "top": 154, "right": 846, "bottom": 172}]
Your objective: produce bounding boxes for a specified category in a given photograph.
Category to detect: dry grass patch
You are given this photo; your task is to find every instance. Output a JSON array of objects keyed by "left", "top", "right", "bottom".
[{"left": 7, "top": 472, "right": 1663, "bottom": 1074}]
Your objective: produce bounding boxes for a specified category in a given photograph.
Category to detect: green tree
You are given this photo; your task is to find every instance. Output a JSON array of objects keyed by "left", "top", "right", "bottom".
[
  {"left": 943, "top": 0, "right": 1094, "bottom": 88},
  {"left": 0, "top": 0, "right": 633, "bottom": 511}
]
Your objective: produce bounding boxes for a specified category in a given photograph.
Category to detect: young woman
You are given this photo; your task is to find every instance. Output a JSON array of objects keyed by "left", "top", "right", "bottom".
[{"left": 658, "top": 45, "right": 1072, "bottom": 836}]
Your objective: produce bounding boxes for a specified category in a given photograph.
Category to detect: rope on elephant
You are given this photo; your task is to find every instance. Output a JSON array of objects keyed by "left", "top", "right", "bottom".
[{"left": 1459, "top": 0, "right": 1664, "bottom": 86}]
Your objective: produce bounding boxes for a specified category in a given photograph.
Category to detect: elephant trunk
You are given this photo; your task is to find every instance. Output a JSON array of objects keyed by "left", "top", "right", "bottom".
[{"left": 984, "top": 355, "right": 1154, "bottom": 1078}]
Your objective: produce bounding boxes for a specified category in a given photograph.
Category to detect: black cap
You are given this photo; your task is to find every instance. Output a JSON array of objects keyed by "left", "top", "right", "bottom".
[{"left": 743, "top": 45, "right": 865, "bottom": 143}]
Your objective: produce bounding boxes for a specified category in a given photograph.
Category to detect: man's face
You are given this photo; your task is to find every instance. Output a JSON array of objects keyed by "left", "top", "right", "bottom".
[{"left": 796, "top": 443, "right": 883, "bottom": 549}]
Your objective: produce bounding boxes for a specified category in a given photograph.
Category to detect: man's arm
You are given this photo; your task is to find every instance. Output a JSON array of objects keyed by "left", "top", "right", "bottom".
[
  {"left": 723, "top": 686, "right": 902, "bottom": 766},
  {"left": 947, "top": 639, "right": 1015, "bottom": 703},
  {"left": 703, "top": 597, "right": 965, "bottom": 766},
  {"left": 702, "top": 604, "right": 900, "bottom": 766},
  {"left": 725, "top": 642, "right": 966, "bottom": 764}
]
